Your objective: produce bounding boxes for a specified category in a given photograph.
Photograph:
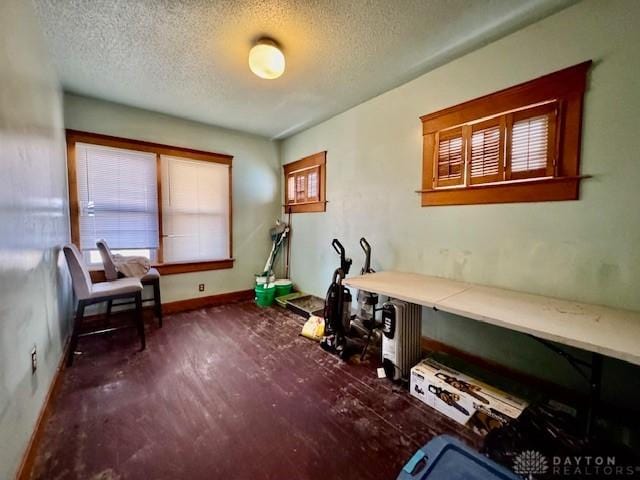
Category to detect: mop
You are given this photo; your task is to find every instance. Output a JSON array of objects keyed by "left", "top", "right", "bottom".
[{"left": 259, "top": 220, "right": 289, "bottom": 279}]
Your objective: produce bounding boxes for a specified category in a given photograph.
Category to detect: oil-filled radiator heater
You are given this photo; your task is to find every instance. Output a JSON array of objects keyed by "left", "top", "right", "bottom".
[{"left": 381, "top": 300, "right": 422, "bottom": 381}]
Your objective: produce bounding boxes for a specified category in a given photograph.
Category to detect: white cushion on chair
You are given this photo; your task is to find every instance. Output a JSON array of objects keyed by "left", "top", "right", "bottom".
[{"left": 90, "top": 277, "right": 143, "bottom": 299}]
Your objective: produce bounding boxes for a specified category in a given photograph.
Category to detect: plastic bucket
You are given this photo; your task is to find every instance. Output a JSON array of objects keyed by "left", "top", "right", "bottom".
[
  {"left": 255, "top": 283, "right": 276, "bottom": 307},
  {"left": 274, "top": 279, "right": 293, "bottom": 297}
]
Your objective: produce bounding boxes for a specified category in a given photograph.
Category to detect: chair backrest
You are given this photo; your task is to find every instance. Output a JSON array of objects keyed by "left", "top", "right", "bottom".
[
  {"left": 96, "top": 239, "right": 118, "bottom": 281},
  {"left": 63, "top": 244, "right": 93, "bottom": 300}
]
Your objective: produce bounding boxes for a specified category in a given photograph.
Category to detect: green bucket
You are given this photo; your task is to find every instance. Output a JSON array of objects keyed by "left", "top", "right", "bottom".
[
  {"left": 255, "top": 283, "right": 276, "bottom": 307},
  {"left": 274, "top": 279, "right": 293, "bottom": 298}
]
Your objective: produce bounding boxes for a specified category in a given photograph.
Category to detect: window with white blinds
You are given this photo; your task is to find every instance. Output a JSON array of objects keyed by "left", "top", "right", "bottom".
[
  {"left": 75, "top": 143, "right": 159, "bottom": 253},
  {"left": 470, "top": 123, "right": 503, "bottom": 184},
  {"left": 160, "top": 155, "right": 230, "bottom": 263}
]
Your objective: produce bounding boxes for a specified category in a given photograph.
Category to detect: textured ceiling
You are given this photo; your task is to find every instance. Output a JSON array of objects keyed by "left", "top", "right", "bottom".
[{"left": 33, "top": 0, "right": 575, "bottom": 139}]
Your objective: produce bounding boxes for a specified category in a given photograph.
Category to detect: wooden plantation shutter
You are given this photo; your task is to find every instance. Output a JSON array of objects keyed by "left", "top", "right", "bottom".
[
  {"left": 286, "top": 166, "right": 321, "bottom": 204},
  {"left": 306, "top": 166, "right": 320, "bottom": 202},
  {"left": 287, "top": 176, "right": 295, "bottom": 204},
  {"left": 469, "top": 119, "right": 504, "bottom": 185},
  {"left": 507, "top": 103, "right": 557, "bottom": 180},
  {"left": 434, "top": 128, "right": 464, "bottom": 187},
  {"left": 295, "top": 172, "right": 307, "bottom": 202}
]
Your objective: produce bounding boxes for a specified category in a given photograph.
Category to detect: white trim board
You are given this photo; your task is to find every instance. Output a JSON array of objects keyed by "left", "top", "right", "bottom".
[{"left": 344, "top": 271, "right": 640, "bottom": 366}]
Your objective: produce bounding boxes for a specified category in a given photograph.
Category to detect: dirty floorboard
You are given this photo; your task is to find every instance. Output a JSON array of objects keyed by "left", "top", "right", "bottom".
[{"left": 29, "top": 301, "right": 480, "bottom": 480}]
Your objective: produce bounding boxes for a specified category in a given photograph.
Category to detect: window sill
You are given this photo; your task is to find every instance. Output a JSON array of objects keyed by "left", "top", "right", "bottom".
[
  {"left": 284, "top": 201, "right": 326, "bottom": 213},
  {"left": 88, "top": 259, "right": 234, "bottom": 282},
  {"left": 154, "top": 259, "right": 234, "bottom": 275},
  {"left": 420, "top": 176, "right": 585, "bottom": 206}
]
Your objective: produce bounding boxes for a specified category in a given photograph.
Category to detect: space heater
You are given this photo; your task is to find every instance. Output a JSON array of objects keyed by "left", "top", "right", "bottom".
[{"left": 381, "top": 300, "right": 422, "bottom": 381}]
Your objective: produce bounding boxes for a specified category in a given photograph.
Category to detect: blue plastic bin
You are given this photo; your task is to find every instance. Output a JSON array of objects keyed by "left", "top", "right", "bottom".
[{"left": 397, "top": 435, "right": 520, "bottom": 480}]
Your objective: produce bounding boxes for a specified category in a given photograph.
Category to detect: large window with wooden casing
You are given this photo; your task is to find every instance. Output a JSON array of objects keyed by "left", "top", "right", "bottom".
[
  {"left": 66, "top": 130, "right": 233, "bottom": 275},
  {"left": 420, "top": 61, "right": 591, "bottom": 206},
  {"left": 283, "top": 151, "right": 326, "bottom": 213}
]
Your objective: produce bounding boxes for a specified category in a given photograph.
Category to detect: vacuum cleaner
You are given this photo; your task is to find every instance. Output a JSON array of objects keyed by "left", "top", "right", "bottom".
[
  {"left": 354, "top": 238, "right": 382, "bottom": 359},
  {"left": 320, "top": 239, "right": 353, "bottom": 358},
  {"left": 355, "top": 238, "right": 378, "bottom": 328}
]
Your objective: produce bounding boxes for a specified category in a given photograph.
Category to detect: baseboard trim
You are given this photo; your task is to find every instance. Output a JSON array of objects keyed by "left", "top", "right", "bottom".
[
  {"left": 162, "top": 289, "right": 254, "bottom": 315},
  {"left": 16, "top": 337, "right": 70, "bottom": 480},
  {"left": 83, "top": 289, "right": 256, "bottom": 322},
  {"left": 420, "top": 336, "right": 580, "bottom": 406}
]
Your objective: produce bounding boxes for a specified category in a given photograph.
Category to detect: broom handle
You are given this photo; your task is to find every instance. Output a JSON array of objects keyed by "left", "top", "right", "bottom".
[{"left": 285, "top": 207, "right": 292, "bottom": 278}]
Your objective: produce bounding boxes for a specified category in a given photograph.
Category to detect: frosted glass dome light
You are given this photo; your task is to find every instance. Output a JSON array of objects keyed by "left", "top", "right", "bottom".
[{"left": 249, "top": 39, "right": 285, "bottom": 80}]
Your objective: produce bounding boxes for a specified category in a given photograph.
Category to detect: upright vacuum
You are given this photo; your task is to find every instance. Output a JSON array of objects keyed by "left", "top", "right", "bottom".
[
  {"left": 355, "top": 237, "right": 380, "bottom": 359},
  {"left": 320, "top": 239, "right": 353, "bottom": 358}
]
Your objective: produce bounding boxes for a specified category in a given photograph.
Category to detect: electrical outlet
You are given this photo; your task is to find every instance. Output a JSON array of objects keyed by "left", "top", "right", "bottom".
[
  {"left": 31, "top": 346, "right": 37, "bottom": 374},
  {"left": 198, "top": 284, "right": 205, "bottom": 292}
]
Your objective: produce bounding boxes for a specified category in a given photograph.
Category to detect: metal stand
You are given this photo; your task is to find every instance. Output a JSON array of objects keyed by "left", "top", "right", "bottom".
[
  {"left": 359, "top": 305, "right": 384, "bottom": 360},
  {"left": 530, "top": 336, "right": 603, "bottom": 436}
]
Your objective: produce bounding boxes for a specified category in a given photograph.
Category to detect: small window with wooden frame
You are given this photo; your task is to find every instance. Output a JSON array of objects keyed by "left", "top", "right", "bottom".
[
  {"left": 66, "top": 130, "right": 234, "bottom": 275},
  {"left": 420, "top": 61, "right": 591, "bottom": 206},
  {"left": 283, "top": 151, "right": 327, "bottom": 213}
]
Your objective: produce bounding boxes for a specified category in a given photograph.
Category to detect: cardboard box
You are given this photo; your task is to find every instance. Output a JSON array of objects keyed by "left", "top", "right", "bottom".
[{"left": 410, "top": 358, "right": 528, "bottom": 436}]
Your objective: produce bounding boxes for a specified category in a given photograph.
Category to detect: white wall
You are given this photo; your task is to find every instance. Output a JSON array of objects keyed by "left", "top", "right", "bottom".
[
  {"left": 0, "top": 1, "right": 72, "bottom": 477},
  {"left": 281, "top": 0, "right": 640, "bottom": 405},
  {"left": 64, "top": 93, "right": 281, "bottom": 303}
]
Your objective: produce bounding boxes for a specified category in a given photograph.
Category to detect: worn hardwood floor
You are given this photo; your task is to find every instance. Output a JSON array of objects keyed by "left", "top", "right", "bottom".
[{"left": 29, "top": 301, "right": 479, "bottom": 480}]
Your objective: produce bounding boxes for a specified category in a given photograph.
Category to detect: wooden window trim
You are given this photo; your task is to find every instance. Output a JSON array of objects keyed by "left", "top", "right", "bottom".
[
  {"left": 66, "top": 130, "right": 234, "bottom": 274},
  {"left": 283, "top": 151, "right": 327, "bottom": 213},
  {"left": 420, "top": 61, "right": 591, "bottom": 207}
]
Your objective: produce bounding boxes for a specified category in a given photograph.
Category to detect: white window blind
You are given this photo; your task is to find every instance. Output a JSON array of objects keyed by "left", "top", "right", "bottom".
[
  {"left": 470, "top": 125, "right": 501, "bottom": 183},
  {"left": 511, "top": 114, "right": 549, "bottom": 173},
  {"left": 161, "top": 155, "right": 230, "bottom": 262},
  {"left": 75, "top": 143, "right": 159, "bottom": 251},
  {"left": 437, "top": 135, "right": 464, "bottom": 184}
]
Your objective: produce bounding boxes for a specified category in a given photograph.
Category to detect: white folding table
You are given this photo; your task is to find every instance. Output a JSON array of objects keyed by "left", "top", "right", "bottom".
[{"left": 344, "top": 270, "right": 640, "bottom": 433}]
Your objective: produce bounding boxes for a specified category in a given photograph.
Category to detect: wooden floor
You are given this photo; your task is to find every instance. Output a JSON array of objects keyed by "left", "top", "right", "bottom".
[{"left": 29, "top": 301, "right": 479, "bottom": 480}]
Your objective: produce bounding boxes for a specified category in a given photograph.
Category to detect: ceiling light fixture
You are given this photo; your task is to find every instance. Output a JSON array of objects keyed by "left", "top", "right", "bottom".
[{"left": 249, "top": 38, "right": 285, "bottom": 80}]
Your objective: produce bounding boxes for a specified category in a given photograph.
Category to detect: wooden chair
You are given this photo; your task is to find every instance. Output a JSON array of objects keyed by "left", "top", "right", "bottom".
[
  {"left": 96, "top": 239, "right": 163, "bottom": 327},
  {"left": 63, "top": 244, "right": 145, "bottom": 366}
]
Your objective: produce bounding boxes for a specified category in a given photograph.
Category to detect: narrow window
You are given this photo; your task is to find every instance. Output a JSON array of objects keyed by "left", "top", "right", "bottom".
[
  {"left": 283, "top": 152, "right": 327, "bottom": 213},
  {"left": 419, "top": 61, "right": 590, "bottom": 206}
]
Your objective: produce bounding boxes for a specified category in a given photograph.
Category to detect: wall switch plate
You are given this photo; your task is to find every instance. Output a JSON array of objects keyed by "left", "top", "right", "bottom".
[
  {"left": 198, "top": 284, "right": 205, "bottom": 292},
  {"left": 31, "top": 346, "right": 37, "bottom": 374}
]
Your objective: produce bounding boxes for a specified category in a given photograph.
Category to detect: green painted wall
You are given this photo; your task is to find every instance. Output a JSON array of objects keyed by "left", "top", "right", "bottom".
[
  {"left": 0, "top": 1, "right": 72, "bottom": 477},
  {"left": 280, "top": 0, "right": 640, "bottom": 410},
  {"left": 63, "top": 93, "right": 282, "bottom": 304}
]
